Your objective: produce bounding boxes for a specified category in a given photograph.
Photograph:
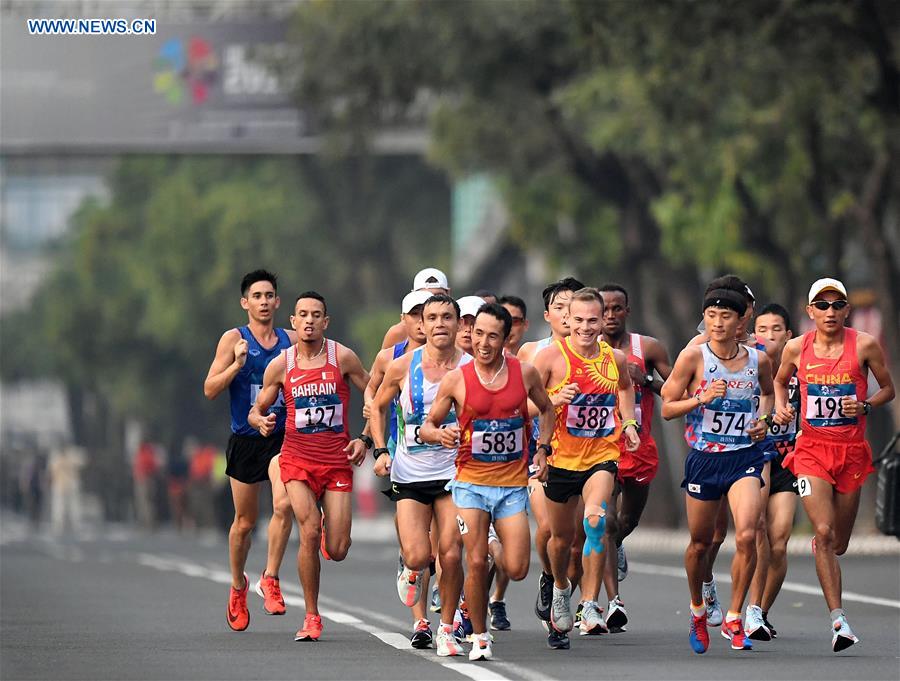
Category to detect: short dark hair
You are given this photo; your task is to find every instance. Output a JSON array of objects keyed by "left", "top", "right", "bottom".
[
  {"left": 295, "top": 290, "right": 327, "bottom": 314},
  {"left": 597, "top": 283, "right": 629, "bottom": 306},
  {"left": 241, "top": 269, "right": 277, "bottom": 297},
  {"left": 705, "top": 274, "right": 754, "bottom": 304},
  {"left": 423, "top": 293, "right": 460, "bottom": 319},
  {"left": 541, "top": 276, "right": 586, "bottom": 311},
  {"left": 755, "top": 303, "right": 792, "bottom": 333},
  {"left": 475, "top": 302, "right": 513, "bottom": 339},
  {"left": 473, "top": 289, "right": 497, "bottom": 300},
  {"left": 498, "top": 295, "right": 527, "bottom": 319}
]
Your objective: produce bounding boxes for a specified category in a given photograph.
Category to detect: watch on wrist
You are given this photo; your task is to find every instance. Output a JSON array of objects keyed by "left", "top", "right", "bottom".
[
  {"left": 643, "top": 373, "right": 654, "bottom": 388},
  {"left": 373, "top": 447, "right": 390, "bottom": 459},
  {"left": 537, "top": 443, "right": 551, "bottom": 457},
  {"left": 358, "top": 434, "right": 374, "bottom": 449},
  {"left": 862, "top": 401, "right": 872, "bottom": 415}
]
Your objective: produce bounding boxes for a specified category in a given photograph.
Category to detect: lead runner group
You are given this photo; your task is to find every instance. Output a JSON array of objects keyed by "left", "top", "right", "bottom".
[{"left": 203, "top": 266, "right": 894, "bottom": 660}]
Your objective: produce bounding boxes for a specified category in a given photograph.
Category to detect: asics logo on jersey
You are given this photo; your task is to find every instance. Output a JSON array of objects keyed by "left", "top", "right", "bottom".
[{"left": 745, "top": 467, "right": 756, "bottom": 474}]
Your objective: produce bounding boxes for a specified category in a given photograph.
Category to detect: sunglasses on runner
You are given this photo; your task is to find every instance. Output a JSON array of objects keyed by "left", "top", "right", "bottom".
[
  {"left": 811, "top": 300, "right": 848, "bottom": 311},
  {"left": 510, "top": 316, "right": 526, "bottom": 325}
]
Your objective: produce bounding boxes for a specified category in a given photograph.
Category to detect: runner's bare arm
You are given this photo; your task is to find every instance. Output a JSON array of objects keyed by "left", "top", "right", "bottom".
[
  {"left": 203, "top": 329, "right": 244, "bottom": 400},
  {"left": 773, "top": 338, "right": 801, "bottom": 424},
  {"left": 421, "top": 369, "right": 462, "bottom": 448},
  {"left": 369, "top": 357, "right": 408, "bottom": 450},
  {"left": 854, "top": 332, "right": 895, "bottom": 411},
  {"left": 644, "top": 336, "right": 673, "bottom": 395},
  {"left": 363, "top": 348, "right": 391, "bottom": 419},
  {"left": 614, "top": 349, "right": 640, "bottom": 451},
  {"left": 522, "top": 362, "right": 553, "bottom": 481},
  {"left": 247, "top": 353, "right": 286, "bottom": 437},
  {"left": 380, "top": 321, "right": 406, "bottom": 350},
  {"left": 757, "top": 351, "right": 775, "bottom": 416},
  {"left": 661, "top": 347, "right": 708, "bottom": 419}
]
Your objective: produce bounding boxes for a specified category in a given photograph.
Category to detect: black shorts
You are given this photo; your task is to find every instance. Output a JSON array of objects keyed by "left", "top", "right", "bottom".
[
  {"left": 225, "top": 432, "right": 284, "bottom": 484},
  {"left": 544, "top": 461, "right": 618, "bottom": 504},
  {"left": 769, "top": 454, "right": 799, "bottom": 496},
  {"left": 384, "top": 479, "right": 451, "bottom": 505}
]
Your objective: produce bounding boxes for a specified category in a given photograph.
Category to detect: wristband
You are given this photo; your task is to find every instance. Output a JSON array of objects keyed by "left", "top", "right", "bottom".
[
  {"left": 536, "top": 443, "right": 551, "bottom": 457},
  {"left": 357, "top": 434, "right": 374, "bottom": 449},
  {"left": 757, "top": 414, "right": 770, "bottom": 431},
  {"left": 622, "top": 419, "right": 639, "bottom": 431},
  {"left": 862, "top": 401, "right": 872, "bottom": 415},
  {"left": 373, "top": 447, "right": 390, "bottom": 459}
]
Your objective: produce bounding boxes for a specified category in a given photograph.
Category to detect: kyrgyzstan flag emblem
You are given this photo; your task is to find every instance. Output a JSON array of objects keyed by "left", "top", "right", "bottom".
[{"left": 322, "top": 371, "right": 335, "bottom": 381}]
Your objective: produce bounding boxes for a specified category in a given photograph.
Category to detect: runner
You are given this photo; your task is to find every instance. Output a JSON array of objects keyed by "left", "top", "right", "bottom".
[
  {"left": 203, "top": 270, "right": 295, "bottom": 631},
  {"left": 749, "top": 302, "right": 799, "bottom": 640},
  {"left": 381, "top": 268, "right": 450, "bottom": 349},
  {"left": 518, "top": 277, "right": 584, "bottom": 644},
  {"left": 499, "top": 295, "right": 529, "bottom": 356},
  {"left": 421, "top": 303, "right": 555, "bottom": 661},
  {"left": 597, "top": 283, "right": 672, "bottom": 633},
  {"left": 370, "top": 294, "right": 471, "bottom": 656},
  {"left": 662, "top": 286, "right": 773, "bottom": 654},
  {"left": 248, "top": 291, "right": 372, "bottom": 642},
  {"left": 534, "top": 287, "right": 640, "bottom": 647},
  {"left": 455, "top": 296, "right": 487, "bottom": 355},
  {"left": 774, "top": 278, "right": 894, "bottom": 652}
]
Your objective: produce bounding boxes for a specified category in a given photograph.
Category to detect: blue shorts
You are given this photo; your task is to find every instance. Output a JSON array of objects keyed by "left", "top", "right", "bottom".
[
  {"left": 681, "top": 445, "right": 765, "bottom": 501},
  {"left": 759, "top": 436, "right": 779, "bottom": 463},
  {"left": 448, "top": 481, "right": 529, "bottom": 521}
]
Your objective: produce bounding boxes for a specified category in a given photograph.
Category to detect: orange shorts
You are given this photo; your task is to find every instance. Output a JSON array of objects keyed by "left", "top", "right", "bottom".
[
  {"left": 280, "top": 456, "right": 353, "bottom": 499},
  {"left": 783, "top": 437, "right": 873, "bottom": 494},
  {"left": 617, "top": 437, "right": 659, "bottom": 485}
]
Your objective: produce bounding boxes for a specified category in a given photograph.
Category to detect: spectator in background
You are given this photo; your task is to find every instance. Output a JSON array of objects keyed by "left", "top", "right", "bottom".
[
  {"left": 48, "top": 443, "right": 85, "bottom": 535},
  {"left": 133, "top": 442, "right": 160, "bottom": 530},
  {"left": 189, "top": 443, "right": 217, "bottom": 530},
  {"left": 167, "top": 444, "right": 191, "bottom": 532}
]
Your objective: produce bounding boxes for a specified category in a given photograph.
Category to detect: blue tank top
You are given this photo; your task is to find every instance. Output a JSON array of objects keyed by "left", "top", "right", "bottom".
[
  {"left": 386, "top": 340, "right": 408, "bottom": 455},
  {"left": 689, "top": 344, "right": 760, "bottom": 453},
  {"left": 229, "top": 326, "right": 293, "bottom": 436}
]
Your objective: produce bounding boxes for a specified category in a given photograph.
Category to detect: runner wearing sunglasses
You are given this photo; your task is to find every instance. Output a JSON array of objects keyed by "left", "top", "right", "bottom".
[{"left": 773, "top": 278, "right": 895, "bottom": 653}]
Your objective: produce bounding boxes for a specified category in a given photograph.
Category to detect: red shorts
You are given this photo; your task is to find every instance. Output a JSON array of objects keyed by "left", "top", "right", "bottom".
[
  {"left": 280, "top": 456, "right": 353, "bottom": 499},
  {"left": 783, "top": 437, "right": 873, "bottom": 494},
  {"left": 617, "top": 437, "right": 659, "bottom": 484}
]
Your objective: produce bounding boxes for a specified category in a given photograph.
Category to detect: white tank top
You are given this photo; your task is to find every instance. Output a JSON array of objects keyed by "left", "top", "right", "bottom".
[{"left": 391, "top": 348, "right": 473, "bottom": 484}]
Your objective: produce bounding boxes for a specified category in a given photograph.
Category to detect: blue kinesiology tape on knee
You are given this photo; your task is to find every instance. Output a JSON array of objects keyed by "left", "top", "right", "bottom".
[{"left": 582, "top": 501, "right": 607, "bottom": 556}]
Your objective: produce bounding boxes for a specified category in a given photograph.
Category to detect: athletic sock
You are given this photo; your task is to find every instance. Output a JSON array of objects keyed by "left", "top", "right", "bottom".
[
  {"left": 725, "top": 611, "right": 741, "bottom": 623},
  {"left": 830, "top": 608, "right": 845, "bottom": 623},
  {"left": 690, "top": 602, "right": 706, "bottom": 618}
]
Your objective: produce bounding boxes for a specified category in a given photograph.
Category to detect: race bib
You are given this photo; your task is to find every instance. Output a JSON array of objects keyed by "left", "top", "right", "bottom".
[
  {"left": 633, "top": 387, "right": 643, "bottom": 429},
  {"left": 251, "top": 383, "right": 285, "bottom": 413},
  {"left": 471, "top": 417, "right": 524, "bottom": 463},
  {"left": 565, "top": 393, "right": 616, "bottom": 438},
  {"left": 806, "top": 384, "right": 856, "bottom": 427},
  {"left": 294, "top": 394, "right": 344, "bottom": 434},
  {"left": 403, "top": 411, "right": 457, "bottom": 454},
  {"left": 767, "top": 417, "right": 797, "bottom": 442},
  {"left": 701, "top": 398, "right": 752, "bottom": 445}
]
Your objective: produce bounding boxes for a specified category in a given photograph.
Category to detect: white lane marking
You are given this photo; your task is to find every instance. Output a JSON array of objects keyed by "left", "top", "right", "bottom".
[
  {"left": 134, "top": 553, "right": 549, "bottom": 681},
  {"left": 630, "top": 561, "right": 900, "bottom": 609}
]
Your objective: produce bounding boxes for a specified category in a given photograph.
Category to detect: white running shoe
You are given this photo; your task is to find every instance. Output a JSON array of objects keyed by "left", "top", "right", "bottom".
[
  {"left": 831, "top": 615, "right": 859, "bottom": 653},
  {"left": 550, "top": 582, "right": 573, "bottom": 633},
  {"left": 397, "top": 565, "right": 423, "bottom": 607},
  {"left": 606, "top": 596, "right": 628, "bottom": 632},
  {"left": 436, "top": 624, "right": 462, "bottom": 657},
  {"left": 703, "top": 579, "right": 723, "bottom": 627},
  {"left": 579, "top": 601, "right": 608, "bottom": 635},
  {"left": 468, "top": 633, "right": 493, "bottom": 661},
  {"left": 745, "top": 604, "right": 772, "bottom": 641}
]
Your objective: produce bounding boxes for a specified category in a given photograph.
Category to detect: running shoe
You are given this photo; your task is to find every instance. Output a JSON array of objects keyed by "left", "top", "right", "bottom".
[
  {"left": 397, "top": 551, "right": 404, "bottom": 580},
  {"left": 535, "top": 571, "right": 553, "bottom": 622},
  {"left": 547, "top": 627, "right": 570, "bottom": 650},
  {"left": 255, "top": 572, "right": 286, "bottom": 616},
  {"left": 469, "top": 633, "right": 493, "bottom": 661},
  {"left": 320, "top": 515, "right": 331, "bottom": 561},
  {"left": 578, "top": 601, "right": 608, "bottom": 636},
  {"left": 831, "top": 615, "right": 859, "bottom": 653},
  {"left": 689, "top": 612, "right": 709, "bottom": 654},
  {"left": 762, "top": 611, "right": 777, "bottom": 639},
  {"left": 605, "top": 596, "right": 628, "bottom": 632},
  {"left": 721, "top": 618, "right": 753, "bottom": 650},
  {"left": 550, "top": 583, "right": 573, "bottom": 633},
  {"left": 745, "top": 605, "right": 772, "bottom": 641},
  {"left": 436, "top": 623, "right": 462, "bottom": 657},
  {"left": 489, "top": 600, "right": 511, "bottom": 631},
  {"left": 226, "top": 573, "right": 250, "bottom": 631},
  {"left": 397, "top": 565, "right": 424, "bottom": 607},
  {"left": 453, "top": 607, "right": 474, "bottom": 642},
  {"left": 430, "top": 583, "right": 442, "bottom": 613},
  {"left": 410, "top": 618, "right": 433, "bottom": 649},
  {"left": 703, "top": 580, "right": 723, "bottom": 627},
  {"left": 617, "top": 543, "right": 628, "bottom": 582},
  {"left": 574, "top": 601, "right": 583, "bottom": 628},
  {"left": 295, "top": 613, "right": 323, "bottom": 641}
]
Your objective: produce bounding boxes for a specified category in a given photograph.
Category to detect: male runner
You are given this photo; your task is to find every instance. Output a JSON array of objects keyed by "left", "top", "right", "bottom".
[
  {"left": 203, "top": 270, "right": 295, "bottom": 631},
  {"left": 662, "top": 287, "right": 773, "bottom": 654},
  {"left": 748, "top": 302, "right": 799, "bottom": 640},
  {"left": 499, "top": 295, "right": 529, "bottom": 356},
  {"left": 370, "top": 294, "right": 471, "bottom": 656},
  {"left": 774, "top": 278, "right": 894, "bottom": 652},
  {"left": 455, "top": 296, "right": 487, "bottom": 355},
  {"left": 249, "top": 291, "right": 372, "bottom": 642},
  {"left": 474, "top": 289, "right": 498, "bottom": 305},
  {"left": 381, "top": 268, "right": 451, "bottom": 349},
  {"left": 518, "top": 277, "right": 584, "bottom": 641},
  {"left": 535, "top": 288, "right": 640, "bottom": 646},
  {"left": 422, "top": 303, "right": 555, "bottom": 661},
  {"left": 598, "top": 283, "right": 672, "bottom": 632}
]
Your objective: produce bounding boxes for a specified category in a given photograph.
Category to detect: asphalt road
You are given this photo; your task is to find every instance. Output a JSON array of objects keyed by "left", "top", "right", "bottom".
[{"left": 2, "top": 515, "right": 898, "bottom": 681}]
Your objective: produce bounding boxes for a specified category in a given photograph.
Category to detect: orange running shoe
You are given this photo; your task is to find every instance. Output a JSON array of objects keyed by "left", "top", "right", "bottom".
[
  {"left": 721, "top": 618, "right": 753, "bottom": 650},
  {"left": 226, "top": 573, "right": 249, "bottom": 631},
  {"left": 255, "top": 571, "right": 286, "bottom": 616},
  {"left": 320, "top": 515, "right": 332, "bottom": 561},
  {"left": 295, "top": 614, "right": 323, "bottom": 641}
]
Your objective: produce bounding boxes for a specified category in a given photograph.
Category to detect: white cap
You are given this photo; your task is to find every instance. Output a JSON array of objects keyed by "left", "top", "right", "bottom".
[
  {"left": 457, "top": 295, "right": 487, "bottom": 319},
  {"left": 401, "top": 289, "right": 432, "bottom": 314},
  {"left": 808, "top": 277, "right": 847, "bottom": 304},
  {"left": 412, "top": 267, "right": 449, "bottom": 292}
]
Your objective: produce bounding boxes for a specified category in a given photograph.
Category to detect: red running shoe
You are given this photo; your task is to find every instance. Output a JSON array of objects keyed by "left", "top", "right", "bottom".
[
  {"left": 295, "top": 614, "right": 323, "bottom": 641},
  {"left": 255, "top": 571, "right": 286, "bottom": 615},
  {"left": 721, "top": 618, "right": 753, "bottom": 650},
  {"left": 689, "top": 612, "right": 709, "bottom": 654},
  {"left": 226, "top": 573, "right": 249, "bottom": 631}
]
